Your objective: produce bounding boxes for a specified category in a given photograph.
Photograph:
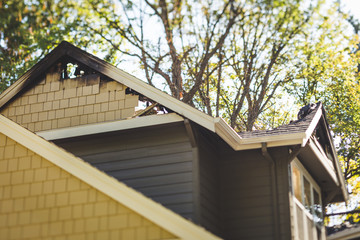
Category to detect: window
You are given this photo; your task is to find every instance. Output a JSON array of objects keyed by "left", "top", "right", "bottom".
[
  {"left": 290, "top": 159, "right": 325, "bottom": 240},
  {"left": 303, "top": 177, "right": 311, "bottom": 211},
  {"left": 292, "top": 165, "right": 302, "bottom": 202},
  {"left": 313, "top": 189, "right": 323, "bottom": 224},
  {"left": 291, "top": 160, "right": 323, "bottom": 223}
]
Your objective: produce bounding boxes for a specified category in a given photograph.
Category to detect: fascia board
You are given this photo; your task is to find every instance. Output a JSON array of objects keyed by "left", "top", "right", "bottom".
[
  {"left": 308, "top": 138, "right": 339, "bottom": 185},
  {"left": 66, "top": 47, "right": 216, "bottom": 132},
  {"left": 319, "top": 117, "right": 349, "bottom": 201},
  {"left": 37, "top": 113, "right": 184, "bottom": 140},
  {"left": 334, "top": 153, "right": 349, "bottom": 201},
  {"left": 239, "top": 132, "right": 306, "bottom": 145},
  {"left": 0, "top": 114, "right": 221, "bottom": 240},
  {"left": 234, "top": 138, "right": 304, "bottom": 151},
  {"left": 214, "top": 117, "right": 242, "bottom": 148},
  {"left": 213, "top": 117, "right": 307, "bottom": 150},
  {"left": 304, "top": 104, "right": 323, "bottom": 142}
]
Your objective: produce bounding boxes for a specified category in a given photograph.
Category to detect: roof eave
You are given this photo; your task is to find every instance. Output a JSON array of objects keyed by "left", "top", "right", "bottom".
[
  {"left": 308, "top": 137, "right": 349, "bottom": 202},
  {"left": 214, "top": 117, "right": 307, "bottom": 150},
  {"left": 37, "top": 113, "right": 185, "bottom": 140}
]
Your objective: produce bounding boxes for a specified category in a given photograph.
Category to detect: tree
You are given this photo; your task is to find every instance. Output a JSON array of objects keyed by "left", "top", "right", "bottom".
[
  {"left": 0, "top": 0, "right": 76, "bottom": 92},
  {"left": 284, "top": 4, "right": 360, "bottom": 224},
  {"left": 64, "top": 0, "right": 326, "bottom": 132},
  {"left": 75, "top": 0, "right": 245, "bottom": 102},
  {"left": 3, "top": 0, "right": 356, "bottom": 132},
  {"left": 217, "top": 0, "right": 318, "bottom": 131}
]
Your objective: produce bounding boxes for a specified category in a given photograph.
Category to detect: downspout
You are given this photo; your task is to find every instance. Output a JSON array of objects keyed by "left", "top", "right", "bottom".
[
  {"left": 261, "top": 143, "right": 302, "bottom": 240},
  {"left": 261, "top": 142, "right": 280, "bottom": 240}
]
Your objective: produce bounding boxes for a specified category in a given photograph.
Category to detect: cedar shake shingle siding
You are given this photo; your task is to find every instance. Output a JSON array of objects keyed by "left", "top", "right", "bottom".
[
  {"left": 0, "top": 66, "right": 138, "bottom": 132},
  {"left": 0, "top": 133, "right": 177, "bottom": 239}
]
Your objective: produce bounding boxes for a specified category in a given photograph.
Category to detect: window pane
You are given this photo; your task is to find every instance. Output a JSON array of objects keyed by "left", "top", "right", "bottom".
[
  {"left": 292, "top": 165, "right": 301, "bottom": 202},
  {"left": 313, "top": 189, "right": 323, "bottom": 224},
  {"left": 303, "top": 177, "right": 311, "bottom": 212}
]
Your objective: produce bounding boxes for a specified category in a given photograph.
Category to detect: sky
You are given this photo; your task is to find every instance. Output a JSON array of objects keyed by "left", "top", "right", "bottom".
[{"left": 342, "top": 0, "right": 360, "bottom": 20}]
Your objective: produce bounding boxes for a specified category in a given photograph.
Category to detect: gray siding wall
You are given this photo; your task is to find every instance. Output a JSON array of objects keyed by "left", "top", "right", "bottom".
[
  {"left": 271, "top": 147, "right": 293, "bottom": 240},
  {"left": 220, "top": 149, "right": 275, "bottom": 240},
  {"left": 219, "top": 147, "right": 292, "bottom": 240},
  {"left": 53, "top": 121, "right": 294, "bottom": 239},
  {"left": 197, "top": 131, "right": 222, "bottom": 236},
  {"left": 54, "top": 122, "right": 197, "bottom": 221}
]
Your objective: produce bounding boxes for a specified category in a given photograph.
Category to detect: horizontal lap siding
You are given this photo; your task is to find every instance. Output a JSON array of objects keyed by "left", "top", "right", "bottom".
[
  {"left": 54, "top": 123, "right": 196, "bottom": 221},
  {"left": 197, "top": 132, "right": 221, "bottom": 236},
  {"left": 220, "top": 150, "right": 275, "bottom": 240}
]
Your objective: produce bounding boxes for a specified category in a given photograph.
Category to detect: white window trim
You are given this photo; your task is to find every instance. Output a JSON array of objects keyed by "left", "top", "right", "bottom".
[{"left": 291, "top": 158, "right": 324, "bottom": 240}]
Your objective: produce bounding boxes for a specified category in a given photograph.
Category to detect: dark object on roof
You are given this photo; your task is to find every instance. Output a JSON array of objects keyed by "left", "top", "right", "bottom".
[
  {"left": 298, "top": 103, "right": 317, "bottom": 120},
  {"left": 239, "top": 102, "right": 321, "bottom": 139}
]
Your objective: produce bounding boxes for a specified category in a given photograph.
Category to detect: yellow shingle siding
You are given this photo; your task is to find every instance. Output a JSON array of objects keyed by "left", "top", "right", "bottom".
[
  {"left": 0, "top": 66, "right": 139, "bottom": 132},
  {"left": 0, "top": 133, "right": 177, "bottom": 240}
]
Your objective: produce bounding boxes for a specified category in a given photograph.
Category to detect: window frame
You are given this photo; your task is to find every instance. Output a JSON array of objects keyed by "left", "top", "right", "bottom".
[{"left": 291, "top": 158, "right": 323, "bottom": 225}]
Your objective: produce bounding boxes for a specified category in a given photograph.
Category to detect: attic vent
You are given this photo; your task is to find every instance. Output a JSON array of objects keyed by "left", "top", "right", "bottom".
[
  {"left": 61, "top": 60, "right": 97, "bottom": 79},
  {"left": 297, "top": 103, "right": 316, "bottom": 119},
  {"left": 63, "top": 63, "right": 79, "bottom": 79}
]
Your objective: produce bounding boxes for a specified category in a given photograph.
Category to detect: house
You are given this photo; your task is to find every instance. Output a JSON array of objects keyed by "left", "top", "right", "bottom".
[{"left": 0, "top": 41, "right": 348, "bottom": 239}]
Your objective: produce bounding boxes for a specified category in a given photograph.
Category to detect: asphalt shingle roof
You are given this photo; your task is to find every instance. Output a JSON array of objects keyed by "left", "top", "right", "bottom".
[{"left": 238, "top": 103, "right": 321, "bottom": 139}]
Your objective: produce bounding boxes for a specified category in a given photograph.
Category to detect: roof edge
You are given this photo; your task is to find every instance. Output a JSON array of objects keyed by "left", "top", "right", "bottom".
[
  {"left": 0, "top": 41, "right": 70, "bottom": 108},
  {"left": 0, "top": 114, "right": 221, "bottom": 240},
  {"left": 304, "top": 102, "right": 323, "bottom": 142},
  {"left": 308, "top": 138, "right": 339, "bottom": 185},
  {"left": 37, "top": 113, "right": 184, "bottom": 140},
  {"left": 214, "top": 117, "right": 242, "bottom": 148},
  {"left": 0, "top": 41, "right": 216, "bottom": 133}
]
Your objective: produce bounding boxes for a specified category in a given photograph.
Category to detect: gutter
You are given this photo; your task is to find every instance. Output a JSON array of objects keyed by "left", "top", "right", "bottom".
[{"left": 214, "top": 117, "right": 306, "bottom": 150}]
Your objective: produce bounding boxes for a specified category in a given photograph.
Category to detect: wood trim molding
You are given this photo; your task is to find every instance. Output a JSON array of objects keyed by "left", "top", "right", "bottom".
[{"left": 36, "top": 113, "right": 184, "bottom": 140}]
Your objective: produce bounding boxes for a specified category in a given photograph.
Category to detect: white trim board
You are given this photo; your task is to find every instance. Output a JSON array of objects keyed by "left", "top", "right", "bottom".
[
  {"left": 37, "top": 113, "right": 184, "bottom": 140},
  {"left": 37, "top": 112, "right": 309, "bottom": 151},
  {"left": 37, "top": 112, "right": 310, "bottom": 151}
]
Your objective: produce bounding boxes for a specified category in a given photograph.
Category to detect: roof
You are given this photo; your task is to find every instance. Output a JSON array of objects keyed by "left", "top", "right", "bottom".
[
  {"left": 0, "top": 41, "right": 324, "bottom": 151},
  {"left": 0, "top": 41, "right": 347, "bottom": 201},
  {"left": 232, "top": 103, "right": 324, "bottom": 150},
  {"left": 0, "top": 41, "right": 215, "bottom": 132},
  {"left": 0, "top": 113, "right": 221, "bottom": 240},
  {"left": 239, "top": 103, "right": 321, "bottom": 139},
  {"left": 238, "top": 103, "right": 348, "bottom": 202}
]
